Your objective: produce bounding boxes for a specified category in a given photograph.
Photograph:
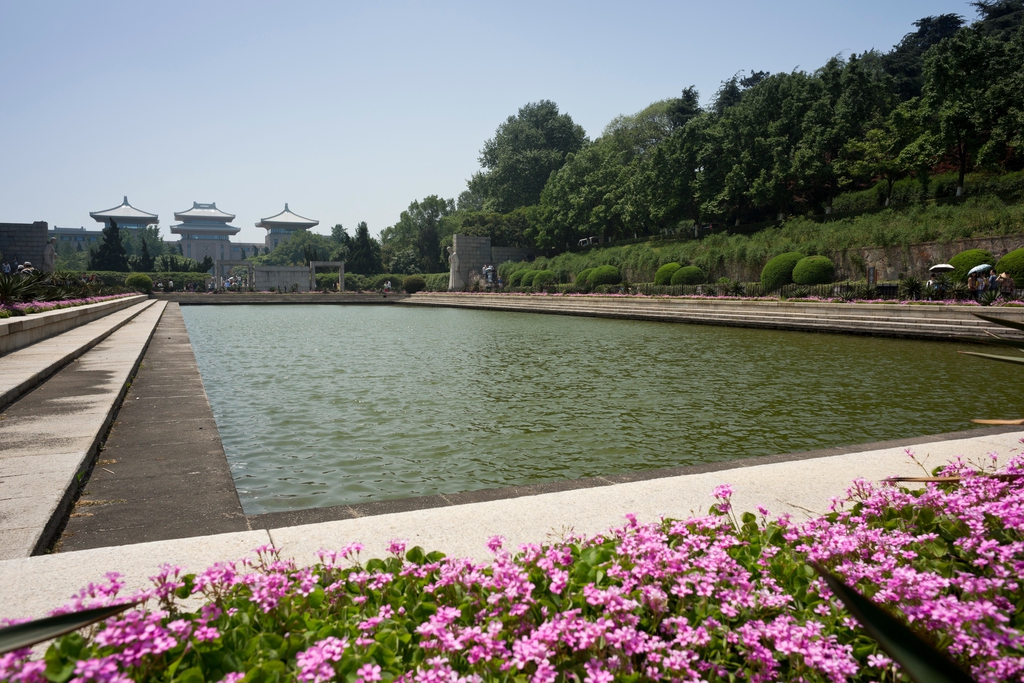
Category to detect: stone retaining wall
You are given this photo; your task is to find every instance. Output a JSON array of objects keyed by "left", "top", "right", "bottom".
[
  {"left": 0, "top": 295, "right": 146, "bottom": 355},
  {"left": 402, "top": 292, "right": 1024, "bottom": 342},
  {"left": 0, "top": 222, "right": 48, "bottom": 267}
]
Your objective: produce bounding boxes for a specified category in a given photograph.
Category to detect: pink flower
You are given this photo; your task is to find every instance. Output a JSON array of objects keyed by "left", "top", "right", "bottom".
[{"left": 356, "top": 663, "right": 382, "bottom": 683}]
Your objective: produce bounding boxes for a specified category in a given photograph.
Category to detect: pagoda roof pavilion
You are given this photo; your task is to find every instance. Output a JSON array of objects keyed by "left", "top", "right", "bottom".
[
  {"left": 174, "top": 202, "right": 236, "bottom": 222},
  {"left": 256, "top": 204, "right": 319, "bottom": 230},
  {"left": 89, "top": 196, "right": 159, "bottom": 226},
  {"left": 170, "top": 202, "right": 240, "bottom": 236}
]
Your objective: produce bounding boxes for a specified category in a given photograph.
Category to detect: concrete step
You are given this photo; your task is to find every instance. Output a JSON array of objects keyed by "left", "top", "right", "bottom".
[
  {"left": 0, "top": 301, "right": 167, "bottom": 559},
  {"left": 0, "top": 299, "right": 158, "bottom": 411},
  {"left": 405, "top": 295, "right": 1024, "bottom": 340}
]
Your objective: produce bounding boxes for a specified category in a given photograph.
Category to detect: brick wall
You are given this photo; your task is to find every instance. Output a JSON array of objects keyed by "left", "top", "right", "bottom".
[{"left": 0, "top": 222, "right": 48, "bottom": 267}]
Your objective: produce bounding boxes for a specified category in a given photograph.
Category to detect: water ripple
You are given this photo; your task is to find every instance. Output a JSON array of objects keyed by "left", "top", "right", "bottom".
[{"left": 181, "top": 305, "right": 1023, "bottom": 514}]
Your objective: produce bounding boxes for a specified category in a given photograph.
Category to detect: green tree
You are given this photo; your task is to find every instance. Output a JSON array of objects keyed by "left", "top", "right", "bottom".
[
  {"left": 537, "top": 140, "right": 630, "bottom": 248},
  {"left": 380, "top": 196, "right": 455, "bottom": 273},
  {"left": 475, "top": 100, "right": 588, "bottom": 212},
  {"left": 795, "top": 54, "right": 894, "bottom": 212},
  {"left": 882, "top": 14, "right": 965, "bottom": 101},
  {"left": 347, "top": 222, "right": 383, "bottom": 275},
  {"left": 921, "top": 26, "right": 1003, "bottom": 194},
  {"left": 838, "top": 100, "right": 927, "bottom": 204},
  {"left": 88, "top": 221, "right": 130, "bottom": 272},
  {"left": 251, "top": 230, "right": 341, "bottom": 266},
  {"left": 630, "top": 112, "right": 710, "bottom": 232}
]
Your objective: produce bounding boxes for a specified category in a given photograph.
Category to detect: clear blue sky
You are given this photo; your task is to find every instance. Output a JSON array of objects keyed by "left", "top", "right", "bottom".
[{"left": 0, "top": 1, "right": 976, "bottom": 244}]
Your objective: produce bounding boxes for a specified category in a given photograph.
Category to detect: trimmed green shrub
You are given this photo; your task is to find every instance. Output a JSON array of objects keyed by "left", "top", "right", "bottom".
[
  {"left": 995, "top": 248, "right": 1024, "bottom": 286},
  {"left": 589, "top": 265, "right": 621, "bottom": 287},
  {"left": 670, "top": 265, "right": 705, "bottom": 285},
  {"left": 508, "top": 270, "right": 529, "bottom": 287},
  {"left": 654, "top": 262, "right": 682, "bottom": 286},
  {"left": 364, "top": 274, "right": 405, "bottom": 291},
  {"left": 402, "top": 275, "right": 426, "bottom": 294},
  {"left": 792, "top": 256, "right": 835, "bottom": 285},
  {"left": 519, "top": 270, "right": 541, "bottom": 288},
  {"left": 949, "top": 249, "right": 994, "bottom": 282},
  {"left": 423, "top": 273, "right": 449, "bottom": 291},
  {"left": 343, "top": 273, "right": 367, "bottom": 291},
  {"left": 574, "top": 268, "right": 594, "bottom": 287},
  {"left": 760, "top": 252, "right": 805, "bottom": 291},
  {"left": 532, "top": 270, "right": 557, "bottom": 291},
  {"left": 124, "top": 273, "right": 153, "bottom": 294}
]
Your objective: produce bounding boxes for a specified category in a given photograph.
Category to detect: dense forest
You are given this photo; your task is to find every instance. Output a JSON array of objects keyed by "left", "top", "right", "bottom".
[{"left": 371, "top": 0, "right": 1024, "bottom": 274}]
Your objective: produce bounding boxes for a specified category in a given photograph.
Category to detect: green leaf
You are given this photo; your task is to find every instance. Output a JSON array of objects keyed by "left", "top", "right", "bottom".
[
  {"left": 0, "top": 601, "right": 141, "bottom": 656},
  {"left": 972, "top": 312, "right": 1024, "bottom": 333},
  {"left": 958, "top": 350, "right": 1024, "bottom": 366},
  {"left": 812, "top": 564, "right": 976, "bottom": 683},
  {"left": 405, "top": 546, "right": 426, "bottom": 564}
]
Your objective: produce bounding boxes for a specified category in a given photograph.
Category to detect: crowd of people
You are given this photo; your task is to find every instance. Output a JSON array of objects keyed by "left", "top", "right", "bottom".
[
  {"left": 926, "top": 268, "right": 1016, "bottom": 300},
  {"left": 2, "top": 259, "right": 37, "bottom": 276}
]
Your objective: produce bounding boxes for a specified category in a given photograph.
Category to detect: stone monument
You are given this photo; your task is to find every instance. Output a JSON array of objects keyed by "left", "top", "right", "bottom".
[
  {"left": 447, "top": 246, "right": 464, "bottom": 290},
  {"left": 41, "top": 237, "right": 57, "bottom": 273}
]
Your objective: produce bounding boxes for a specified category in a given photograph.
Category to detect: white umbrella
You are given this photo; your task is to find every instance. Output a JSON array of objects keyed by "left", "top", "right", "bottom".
[
  {"left": 929, "top": 263, "right": 955, "bottom": 273},
  {"left": 968, "top": 264, "right": 993, "bottom": 275}
]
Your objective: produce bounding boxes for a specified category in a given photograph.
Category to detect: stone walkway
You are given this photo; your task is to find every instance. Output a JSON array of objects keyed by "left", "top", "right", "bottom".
[
  {"left": 0, "top": 302, "right": 166, "bottom": 559},
  {"left": 0, "top": 299, "right": 156, "bottom": 409},
  {"left": 58, "top": 304, "right": 247, "bottom": 551}
]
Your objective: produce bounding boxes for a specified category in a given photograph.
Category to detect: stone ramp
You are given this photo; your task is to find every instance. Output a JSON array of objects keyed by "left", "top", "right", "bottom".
[
  {"left": 58, "top": 303, "right": 248, "bottom": 552},
  {"left": 0, "top": 301, "right": 166, "bottom": 559},
  {"left": 0, "top": 299, "right": 158, "bottom": 410},
  {"left": 403, "top": 293, "right": 1024, "bottom": 341}
]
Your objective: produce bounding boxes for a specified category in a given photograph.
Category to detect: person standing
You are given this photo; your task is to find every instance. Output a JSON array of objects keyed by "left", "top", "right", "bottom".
[{"left": 1000, "top": 272, "right": 1016, "bottom": 299}]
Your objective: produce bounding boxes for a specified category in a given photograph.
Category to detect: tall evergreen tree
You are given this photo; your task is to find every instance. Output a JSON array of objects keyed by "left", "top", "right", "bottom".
[
  {"left": 89, "top": 220, "right": 130, "bottom": 272},
  {"left": 347, "top": 222, "right": 383, "bottom": 275}
]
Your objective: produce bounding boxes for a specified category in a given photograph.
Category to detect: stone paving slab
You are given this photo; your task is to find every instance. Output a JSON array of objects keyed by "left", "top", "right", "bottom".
[
  {"left": 1, "top": 428, "right": 1020, "bottom": 622},
  {"left": 0, "top": 299, "right": 157, "bottom": 410},
  {"left": 57, "top": 304, "right": 248, "bottom": 553},
  {"left": 0, "top": 302, "right": 166, "bottom": 559}
]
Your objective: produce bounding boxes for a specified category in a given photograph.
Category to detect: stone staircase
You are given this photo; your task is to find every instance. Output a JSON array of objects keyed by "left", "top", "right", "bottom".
[{"left": 403, "top": 294, "right": 1024, "bottom": 342}]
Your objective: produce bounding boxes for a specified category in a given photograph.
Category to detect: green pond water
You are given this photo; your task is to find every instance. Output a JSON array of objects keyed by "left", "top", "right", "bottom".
[{"left": 181, "top": 304, "right": 1023, "bottom": 515}]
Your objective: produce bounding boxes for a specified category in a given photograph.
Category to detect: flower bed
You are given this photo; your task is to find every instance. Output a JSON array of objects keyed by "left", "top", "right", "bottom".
[
  {"left": 3, "top": 456, "right": 1023, "bottom": 682},
  {"left": 0, "top": 294, "right": 136, "bottom": 319}
]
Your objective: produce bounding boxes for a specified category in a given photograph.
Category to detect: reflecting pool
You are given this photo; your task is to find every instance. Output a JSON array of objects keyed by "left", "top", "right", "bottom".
[{"left": 181, "top": 304, "right": 1023, "bottom": 514}]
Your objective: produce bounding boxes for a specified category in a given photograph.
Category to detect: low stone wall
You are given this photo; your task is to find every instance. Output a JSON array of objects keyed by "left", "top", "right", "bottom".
[
  {"left": 0, "top": 295, "right": 147, "bottom": 355},
  {"left": 156, "top": 292, "right": 408, "bottom": 305},
  {"left": 254, "top": 266, "right": 310, "bottom": 292},
  {"left": 402, "top": 292, "right": 1024, "bottom": 342}
]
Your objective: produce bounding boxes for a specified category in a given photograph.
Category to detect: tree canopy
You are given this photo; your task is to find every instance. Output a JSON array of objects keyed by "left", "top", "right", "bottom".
[{"left": 472, "top": 100, "right": 588, "bottom": 213}]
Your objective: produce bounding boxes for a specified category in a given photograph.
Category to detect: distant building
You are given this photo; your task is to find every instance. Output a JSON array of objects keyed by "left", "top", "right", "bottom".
[
  {"left": 230, "top": 242, "right": 266, "bottom": 260},
  {"left": 50, "top": 226, "right": 103, "bottom": 246},
  {"left": 89, "top": 196, "right": 159, "bottom": 231},
  {"left": 170, "top": 202, "right": 241, "bottom": 264},
  {"left": 256, "top": 204, "right": 318, "bottom": 251}
]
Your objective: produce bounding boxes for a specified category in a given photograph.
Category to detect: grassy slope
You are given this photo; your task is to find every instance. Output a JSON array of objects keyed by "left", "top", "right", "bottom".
[{"left": 504, "top": 197, "right": 1024, "bottom": 283}]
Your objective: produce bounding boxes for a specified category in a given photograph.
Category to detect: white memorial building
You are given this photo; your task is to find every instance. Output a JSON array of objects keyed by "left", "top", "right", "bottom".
[
  {"left": 89, "top": 196, "right": 159, "bottom": 231},
  {"left": 256, "top": 204, "right": 319, "bottom": 250},
  {"left": 170, "top": 202, "right": 241, "bottom": 263}
]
